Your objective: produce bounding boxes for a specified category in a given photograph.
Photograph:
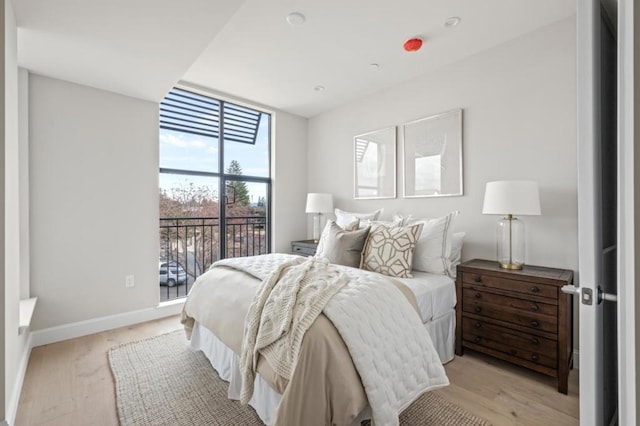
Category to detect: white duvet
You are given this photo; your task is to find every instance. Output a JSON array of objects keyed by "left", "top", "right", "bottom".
[{"left": 215, "top": 254, "right": 449, "bottom": 426}]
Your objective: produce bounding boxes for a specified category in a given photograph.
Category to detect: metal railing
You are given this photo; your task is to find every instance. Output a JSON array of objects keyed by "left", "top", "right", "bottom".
[{"left": 159, "top": 216, "right": 268, "bottom": 301}]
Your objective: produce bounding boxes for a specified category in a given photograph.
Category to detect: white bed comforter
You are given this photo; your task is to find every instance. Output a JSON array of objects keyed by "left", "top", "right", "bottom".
[{"left": 215, "top": 254, "right": 449, "bottom": 426}]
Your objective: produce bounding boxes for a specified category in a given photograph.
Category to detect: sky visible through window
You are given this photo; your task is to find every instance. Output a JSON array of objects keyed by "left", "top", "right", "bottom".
[{"left": 159, "top": 112, "right": 270, "bottom": 204}]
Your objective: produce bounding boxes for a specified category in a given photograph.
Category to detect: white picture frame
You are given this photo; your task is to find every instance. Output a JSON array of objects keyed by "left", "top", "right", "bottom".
[
  {"left": 353, "top": 126, "right": 396, "bottom": 199},
  {"left": 403, "top": 109, "right": 463, "bottom": 198}
]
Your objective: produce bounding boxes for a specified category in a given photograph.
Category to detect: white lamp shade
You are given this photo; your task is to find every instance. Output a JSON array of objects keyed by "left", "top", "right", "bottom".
[
  {"left": 305, "top": 193, "right": 333, "bottom": 213},
  {"left": 482, "top": 181, "right": 541, "bottom": 216}
]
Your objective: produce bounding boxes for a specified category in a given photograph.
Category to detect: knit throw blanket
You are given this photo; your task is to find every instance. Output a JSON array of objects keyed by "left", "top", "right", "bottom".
[{"left": 213, "top": 254, "right": 348, "bottom": 404}]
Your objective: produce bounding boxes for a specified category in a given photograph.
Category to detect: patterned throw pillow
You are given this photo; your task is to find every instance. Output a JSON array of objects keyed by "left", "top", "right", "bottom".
[
  {"left": 315, "top": 221, "right": 370, "bottom": 268},
  {"left": 361, "top": 222, "right": 424, "bottom": 278}
]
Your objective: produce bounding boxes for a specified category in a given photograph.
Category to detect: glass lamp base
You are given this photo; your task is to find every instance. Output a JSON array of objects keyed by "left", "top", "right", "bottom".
[
  {"left": 496, "top": 215, "right": 525, "bottom": 269},
  {"left": 312, "top": 213, "right": 322, "bottom": 243}
]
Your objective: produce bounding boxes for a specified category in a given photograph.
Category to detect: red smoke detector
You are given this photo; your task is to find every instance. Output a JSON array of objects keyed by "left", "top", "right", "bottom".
[{"left": 403, "top": 37, "right": 423, "bottom": 52}]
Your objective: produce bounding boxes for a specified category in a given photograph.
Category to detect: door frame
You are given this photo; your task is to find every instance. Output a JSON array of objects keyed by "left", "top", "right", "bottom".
[
  {"left": 576, "top": 0, "right": 604, "bottom": 423},
  {"left": 577, "top": 0, "right": 638, "bottom": 424},
  {"left": 617, "top": 0, "right": 637, "bottom": 424}
]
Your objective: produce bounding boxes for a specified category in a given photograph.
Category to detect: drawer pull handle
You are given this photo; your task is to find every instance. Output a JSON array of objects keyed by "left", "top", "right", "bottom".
[
  {"left": 474, "top": 336, "right": 481, "bottom": 344},
  {"left": 530, "top": 338, "right": 539, "bottom": 345},
  {"left": 475, "top": 293, "right": 482, "bottom": 299},
  {"left": 474, "top": 322, "right": 481, "bottom": 329},
  {"left": 530, "top": 286, "right": 540, "bottom": 293},
  {"left": 531, "top": 304, "right": 540, "bottom": 312},
  {"left": 530, "top": 320, "right": 540, "bottom": 327},
  {"left": 474, "top": 276, "right": 482, "bottom": 283},
  {"left": 532, "top": 354, "right": 539, "bottom": 362},
  {"left": 474, "top": 306, "right": 482, "bottom": 313}
]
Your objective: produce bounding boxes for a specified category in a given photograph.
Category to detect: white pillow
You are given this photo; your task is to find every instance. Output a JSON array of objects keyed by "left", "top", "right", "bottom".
[
  {"left": 360, "top": 218, "right": 403, "bottom": 228},
  {"left": 335, "top": 208, "right": 383, "bottom": 229},
  {"left": 392, "top": 213, "right": 413, "bottom": 226},
  {"left": 447, "top": 232, "right": 466, "bottom": 278},
  {"left": 409, "top": 211, "right": 459, "bottom": 274}
]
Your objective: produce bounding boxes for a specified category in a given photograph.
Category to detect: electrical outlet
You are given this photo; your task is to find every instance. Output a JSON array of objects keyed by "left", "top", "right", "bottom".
[{"left": 125, "top": 275, "right": 135, "bottom": 288}]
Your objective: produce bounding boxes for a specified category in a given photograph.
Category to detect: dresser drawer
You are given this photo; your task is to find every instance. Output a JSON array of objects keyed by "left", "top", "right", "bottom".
[
  {"left": 292, "top": 244, "right": 316, "bottom": 256},
  {"left": 462, "top": 272, "right": 558, "bottom": 300},
  {"left": 455, "top": 259, "right": 574, "bottom": 394},
  {"left": 291, "top": 240, "right": 318, "bottom": 256},
  {"left": 462, "top": 288, "right": 557, "bottom": 317},
  {"left": 462, "top": 298, "right": 558, "bottom": 334},
  {"left": 462, "top": 318, "right": 557, "bottom": 368}
]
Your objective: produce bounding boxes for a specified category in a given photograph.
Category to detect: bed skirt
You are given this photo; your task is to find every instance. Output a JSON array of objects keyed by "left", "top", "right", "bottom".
[{"left": 191, "top": 309, "right": 455, "bottom": 425}]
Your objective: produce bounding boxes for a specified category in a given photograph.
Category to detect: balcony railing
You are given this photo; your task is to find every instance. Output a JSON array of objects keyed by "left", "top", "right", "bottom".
[{"left": 159, "top": 216, "right": 268, "bottom": 301}]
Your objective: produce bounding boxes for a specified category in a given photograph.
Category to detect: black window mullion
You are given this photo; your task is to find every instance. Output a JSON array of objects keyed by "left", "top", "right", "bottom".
[{"left": 219, "top": 100, "right": 227, "bottom": 259}]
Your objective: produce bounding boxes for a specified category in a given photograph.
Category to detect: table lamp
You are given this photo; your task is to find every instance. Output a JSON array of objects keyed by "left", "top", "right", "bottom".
[
  {"left": 305, "top": 193, "right": 333, "bottom": 242},
  {"left": 482, "top": 180, "right": 541, "bottom": 270}
]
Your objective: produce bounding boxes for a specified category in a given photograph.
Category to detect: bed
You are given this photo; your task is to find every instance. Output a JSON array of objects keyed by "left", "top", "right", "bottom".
[{"left": 181, "top": 210, "right": 462, "bottom": 426}]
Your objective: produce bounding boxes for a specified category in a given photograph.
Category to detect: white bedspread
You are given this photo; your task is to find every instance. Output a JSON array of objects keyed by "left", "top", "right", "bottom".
[
  {"left": 215, "top": 254, "right": 449, "bottom": 426},
  {"left": 328, "top": 267, "right": 449, "bottom": 426}
]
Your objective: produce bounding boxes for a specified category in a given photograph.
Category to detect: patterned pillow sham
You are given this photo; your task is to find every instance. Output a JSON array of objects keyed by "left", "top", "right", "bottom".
[
  {"left": 361, "top": 222, "right": 424, "bottom": 278},
  {"left": 409, "top": 211, "right": 460, "bottom": 274}
]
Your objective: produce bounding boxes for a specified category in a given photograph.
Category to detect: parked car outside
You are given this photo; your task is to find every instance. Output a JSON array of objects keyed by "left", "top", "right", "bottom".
[{"left": 159, "top": 260, "right": 187, "bottom": 287}]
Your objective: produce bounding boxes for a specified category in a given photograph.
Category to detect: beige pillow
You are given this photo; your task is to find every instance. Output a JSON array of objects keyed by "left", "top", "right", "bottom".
[
  {"left": 361, "top": 222, "right": 424, "bottom": 278},
  {"left": 315, "top": 221, "right": 370, "bottom": 268}
]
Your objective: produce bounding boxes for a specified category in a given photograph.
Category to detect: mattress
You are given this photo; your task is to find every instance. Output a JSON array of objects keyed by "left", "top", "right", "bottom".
[{"left": 395, "top": 271, "right": 456, "bottom": 323}]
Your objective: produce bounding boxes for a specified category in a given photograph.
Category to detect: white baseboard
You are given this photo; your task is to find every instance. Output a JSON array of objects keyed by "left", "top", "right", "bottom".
[
  {"left": 6, "top": 332, "right": 33, "bottom": 426},
  {"left": 31, "top": 301, "right": 184, "bottom": 348},
  {"left": 5, "top": 302, "right": 183, "bottom": 426},
  {"left": 573, "top": 349, "right": 579, "bottom": 369}
]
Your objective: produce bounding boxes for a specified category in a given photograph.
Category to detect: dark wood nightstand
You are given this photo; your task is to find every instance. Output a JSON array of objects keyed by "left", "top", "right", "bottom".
[
  {"left": 290, "top": 240, "right": 318, "bottom": 256},
  {"left": 455, "top": 259, "right": 574, "bottom": 394}
]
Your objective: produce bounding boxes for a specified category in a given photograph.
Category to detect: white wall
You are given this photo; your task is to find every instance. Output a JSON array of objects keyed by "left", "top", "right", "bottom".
[
  {"left": 28, "top": 77, "right": 308, "bottom": 331},
  {"left": 18, "top": 68, "right": 28, "bottom": 302},
  {"left": 271, "top": 111, "right": 308, "bottom": 252},
  {"left": 308, "top": 18, "right": 577, "bottom": 272},
  {"left": 0, "top": 2, "right": 8, "bottom": 423},
  {"left": 29, "top": 74, "right": 160, "bottom": 330},
  {"left": 308, "top": 18, "right": 578, "bottom": 351},
  {"left": 3, "top": 0, "right": 24, "bottom": 423},
  {"left": 179, "top": 82, "right": 309, "bottom": 254}
]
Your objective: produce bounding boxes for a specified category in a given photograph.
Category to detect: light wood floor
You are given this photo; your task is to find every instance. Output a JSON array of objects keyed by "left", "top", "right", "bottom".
[{"left": 15, "top": 315, "right": 579, "bottom": 426}]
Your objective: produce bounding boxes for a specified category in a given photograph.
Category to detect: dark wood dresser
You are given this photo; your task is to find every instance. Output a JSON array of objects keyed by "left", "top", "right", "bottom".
[
  {"left": 290, "top": 240, "right": 318, "bottom": 256},
  {"left": 455, "top": 259, "right": 573, "bottom": 394}
]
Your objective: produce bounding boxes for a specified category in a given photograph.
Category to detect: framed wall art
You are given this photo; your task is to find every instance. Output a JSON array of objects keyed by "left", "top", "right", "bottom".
[
  {"left": 354, "top": 126, "right": 396, "bottom": 199},
  {"left": 403, "top": 109, "right": 463, "bottom": 198}
]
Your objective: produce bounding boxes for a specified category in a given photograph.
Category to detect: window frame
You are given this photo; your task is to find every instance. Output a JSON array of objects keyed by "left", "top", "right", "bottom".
[{"left": 159, "top": 84, "right": 273, "bottom": 258}]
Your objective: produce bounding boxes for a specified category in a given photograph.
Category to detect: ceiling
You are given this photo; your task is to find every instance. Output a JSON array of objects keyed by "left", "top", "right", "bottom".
[
  {"left": 14, "top": 0, "right": 576, "bottom": 118},
  {"left": 13, "top": 0, "right": 244, "bottom": 102}
]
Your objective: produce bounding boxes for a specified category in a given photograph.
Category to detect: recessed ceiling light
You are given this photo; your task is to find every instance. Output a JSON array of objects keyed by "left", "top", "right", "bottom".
[
  {"left": 444, "top": 16, "right": 461, "bottom": 28},
  {"left": 314, "top": 85, "right": 325, "bottom": 92},
  {"left": 369, "top": 63, "right": 380, "bottom": 71},
  {"left": 286, "top": 12, "right": 306, "bottom": 25}
]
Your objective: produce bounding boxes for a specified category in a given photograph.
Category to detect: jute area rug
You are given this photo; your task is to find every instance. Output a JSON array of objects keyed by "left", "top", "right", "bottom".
[{"left": 109, "top": 331, "right": 490, "bottom": 426}]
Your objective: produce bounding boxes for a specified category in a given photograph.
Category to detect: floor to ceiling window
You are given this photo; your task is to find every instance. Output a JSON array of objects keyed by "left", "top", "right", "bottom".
[{"left": 158, "top": 87, "right": 271, "bottom": 301}]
